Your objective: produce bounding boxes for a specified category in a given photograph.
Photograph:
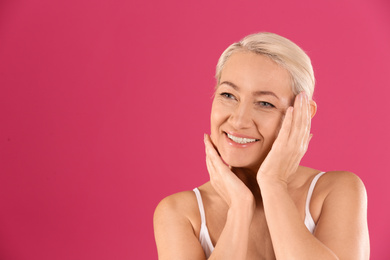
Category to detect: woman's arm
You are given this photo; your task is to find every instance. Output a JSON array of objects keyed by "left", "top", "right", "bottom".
[
  {"left": 257, "top": 92, "right": 369, "bottom": 259},
  {"left": 204, "top": 133, "right": 255, "bottom": 259},
  {"left": 154, "top": 135, "right": 256, "bottom": 260},
  {"left": 314, "top": 171, "right": 370, "bottom": 259},
  {"left": 208, "top": 197, "right": 254, "bottom": 260},
  {"left": 259, "top": 172, "right": 369, "bottom": 260}
]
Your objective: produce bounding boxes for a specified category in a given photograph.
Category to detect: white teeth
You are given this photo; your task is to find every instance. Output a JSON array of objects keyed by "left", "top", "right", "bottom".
[{"left": 227, "top": 133, "right": 258, "bottom": 144}]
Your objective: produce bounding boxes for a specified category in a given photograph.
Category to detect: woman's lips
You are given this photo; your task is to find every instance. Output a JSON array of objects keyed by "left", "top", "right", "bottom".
[{"left": 224, "top": 132, "right": 259, "bottom": 147}]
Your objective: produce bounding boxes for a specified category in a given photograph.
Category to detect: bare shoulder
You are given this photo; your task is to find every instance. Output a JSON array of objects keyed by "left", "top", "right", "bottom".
[
  {"left": 316, "top": 171, "right": 367, "bottom": 198},
  {"left": 318, "top": 170, "right": 368, "bottom": 218},
  {"left": 155, "top": 190, "right": 196, "bottom": 212},
  {"left": 313, "top": 171, "right": 370, "bottom": 259},
  {"left": 154, "top": 189, "right": 200, "bottom": 228},
  {"left": 153, "top": 189, "right": 207, "bottom": 259}
]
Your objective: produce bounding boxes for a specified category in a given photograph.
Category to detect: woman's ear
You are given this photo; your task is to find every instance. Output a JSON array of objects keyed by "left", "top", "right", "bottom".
[{"left": 310, "top": 100, "right": 317, "bottom": 119}]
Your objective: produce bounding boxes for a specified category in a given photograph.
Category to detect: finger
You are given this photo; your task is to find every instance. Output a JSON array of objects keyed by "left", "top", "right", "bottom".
[
  {"left": 204, "top": 137, "right": 221, "bottom": 181},
  {"left": 205, "top": 153, "right": 216, "bottom": 179},
  {"left": 204, "top": 134, "right": 220, "bottom": 159},
  {"left": 302, "top": 133, "right": 313, "bottom": 153},
  {"left": 276, "top": 106, "right": 294, "bottom": 144},
  {"left": 290, "top": 92, "right": 304, "bottom": 140},
  {"left": 204, "top": 134, "right": 217, "bottom": 172},
  {"left": 209, "top": 134, "right": 221, "bottom": 156},
  {"left": 306, "top": 94, "right": 311, "bottom": 130},
  {"left": 291, "top": 93, "right": 311, "bottom": 148},
  {"left": 303, "top": 93, "right": 311, "bottom": 132},
  {"left": 204, "top": 134, "right": 229, "bottom": 172},
  {"left": 301, "top": 94, "right": 312, "bottom": 146}
]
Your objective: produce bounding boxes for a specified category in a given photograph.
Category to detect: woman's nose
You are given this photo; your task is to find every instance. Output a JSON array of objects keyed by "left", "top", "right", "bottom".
[{"left": 228, "top": 103, "right": 253, "bottom": 129}]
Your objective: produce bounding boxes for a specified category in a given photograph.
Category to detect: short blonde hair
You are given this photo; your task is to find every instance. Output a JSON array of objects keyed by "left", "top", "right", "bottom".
[{"left": 215, "top": 32, "right": 315, "bottom": 99}]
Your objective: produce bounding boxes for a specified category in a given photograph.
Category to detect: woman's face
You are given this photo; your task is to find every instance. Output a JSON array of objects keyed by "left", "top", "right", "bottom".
[{"left": 210, "top": 51, "right": 295, "bottom": 171}]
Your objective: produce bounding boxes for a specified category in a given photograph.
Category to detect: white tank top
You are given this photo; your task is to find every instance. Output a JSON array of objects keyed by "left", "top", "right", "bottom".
[{"left": 193, "top": 171, "right": 326, "bottom": 259}]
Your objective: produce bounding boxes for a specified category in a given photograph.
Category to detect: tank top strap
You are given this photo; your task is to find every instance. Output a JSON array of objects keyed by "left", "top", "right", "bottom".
[
  {"left": 306, "top": 172, "right": 326, "bottom": 211},
  {"left": 193, "top": 188, "right": 214, "bottom": 258},
  {"left": 304, "top": 171, "right": 326, "bottom": 233},
  {"left": 193, "top": 188, "right": 207, "bottom": 225}
]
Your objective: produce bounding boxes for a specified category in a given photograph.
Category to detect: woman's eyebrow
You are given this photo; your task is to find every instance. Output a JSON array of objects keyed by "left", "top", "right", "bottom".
[
  {"left": 253, "top": 90, "right": 279, "bottom": 100},
  {"left": 220, "top": 81, "right": 239, "bottom": 90},
  {"left": 220, "top": 81, "right": 279, "bottom": 100}
]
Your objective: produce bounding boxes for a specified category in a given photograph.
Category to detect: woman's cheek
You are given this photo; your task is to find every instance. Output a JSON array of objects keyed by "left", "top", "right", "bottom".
[{"left": 255, "top": 112, "right": 283, "bottom": 139}]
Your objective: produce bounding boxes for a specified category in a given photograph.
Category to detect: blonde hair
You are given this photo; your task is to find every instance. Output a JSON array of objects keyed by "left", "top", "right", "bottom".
[{"left": 215, "top": 32, "right": 315, "bottom": 99}]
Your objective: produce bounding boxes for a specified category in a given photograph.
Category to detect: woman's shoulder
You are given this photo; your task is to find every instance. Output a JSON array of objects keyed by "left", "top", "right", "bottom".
[
  {"left": 154, "top": 183, "right": 212, "bottom": 230},
  {"left": 154, "top": 190, "right": 197, "bottom": 217},
  {"left": 311, "top": 170, "right": 367, "bottom": 215},
  {"left": 316, "top": 170, "right": 366, "bottom": 193},
  {"left": 305, "top": 169, "right": 367, "bottom": 227},
  {"left": 299, "top": 166, "right": 365, "bottom": 191},
  {"left": 153, "top": 184, "right": 215, "bottom": 258}
]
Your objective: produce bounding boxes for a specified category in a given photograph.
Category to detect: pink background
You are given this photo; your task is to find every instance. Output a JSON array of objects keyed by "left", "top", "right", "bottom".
[{"left": 1, "top": 0, "right": 389, "bottom": 259}]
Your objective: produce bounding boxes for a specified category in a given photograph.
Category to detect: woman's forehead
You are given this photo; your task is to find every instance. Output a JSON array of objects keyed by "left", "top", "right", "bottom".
[{"left": 219, "top": 52, "right": 294, "bottom": 98}]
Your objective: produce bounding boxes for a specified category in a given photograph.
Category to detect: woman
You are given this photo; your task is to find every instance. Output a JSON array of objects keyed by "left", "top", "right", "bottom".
[{"left": 153, "top": 32, "right": 370, "bottom": 260}]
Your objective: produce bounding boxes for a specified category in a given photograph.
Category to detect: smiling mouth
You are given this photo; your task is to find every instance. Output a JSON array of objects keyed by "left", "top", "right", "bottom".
[{"left": 226, "top": 133, "right": 260, "bottom": 144}]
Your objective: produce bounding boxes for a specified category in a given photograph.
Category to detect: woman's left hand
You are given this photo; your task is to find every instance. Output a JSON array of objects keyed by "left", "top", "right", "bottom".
[{"left": 257, "top": 92, "right": 312, "bottom": 186}]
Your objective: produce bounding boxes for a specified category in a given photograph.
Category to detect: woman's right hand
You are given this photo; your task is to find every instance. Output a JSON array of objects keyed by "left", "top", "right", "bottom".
[{"left": 204, "top": 134, "right": 255, "bottom": 212}]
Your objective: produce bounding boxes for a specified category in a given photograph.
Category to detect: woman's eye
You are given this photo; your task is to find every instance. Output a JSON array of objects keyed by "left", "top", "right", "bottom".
[
  {"left": 257, "top": 101, "right": 275, "bottom": 108},
  {"left": 220, "top": 92, "right": 236, "bottom": 100}
]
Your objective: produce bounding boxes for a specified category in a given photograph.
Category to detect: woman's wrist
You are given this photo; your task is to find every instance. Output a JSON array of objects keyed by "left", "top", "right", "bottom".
[
  {"left": 229, "top": 194, "right": 255, "bottom": 219},
  {"left": 227, "top": 202, "right": 254, "bottom": 226},
  {"left": 257, "top": 174, "right": 288, "bottom": 191}
]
